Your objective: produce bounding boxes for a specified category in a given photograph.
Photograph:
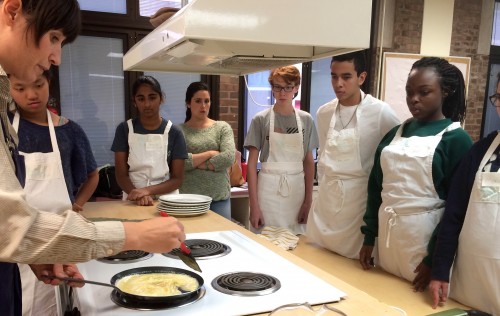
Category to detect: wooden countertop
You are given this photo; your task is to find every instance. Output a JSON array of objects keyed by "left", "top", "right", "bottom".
[{"left": 80, "top": 201, "right": 469, "bottom": 315}]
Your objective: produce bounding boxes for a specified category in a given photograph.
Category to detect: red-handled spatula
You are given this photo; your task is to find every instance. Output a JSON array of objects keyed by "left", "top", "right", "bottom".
[{"left": 160, "top": 211, "right": 202, "bottom": 272}]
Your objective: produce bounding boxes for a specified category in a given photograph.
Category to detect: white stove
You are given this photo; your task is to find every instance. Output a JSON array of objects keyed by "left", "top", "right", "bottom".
[{"left": 67, "top": 230, "right": 346, "bottom": 315}]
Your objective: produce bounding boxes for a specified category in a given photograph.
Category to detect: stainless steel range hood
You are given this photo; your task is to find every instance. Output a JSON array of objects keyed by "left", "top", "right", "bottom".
[{"left": 123, "top": 0, "right": 373, "bottom": 76}]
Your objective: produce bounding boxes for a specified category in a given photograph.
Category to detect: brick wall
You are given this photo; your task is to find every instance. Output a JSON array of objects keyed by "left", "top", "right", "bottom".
[
  {"left": 221, "top": 0, "right": 488, "bottom": 144},
  {"left": 218, "top": 75, "right": 240, "bottom": 145},
  {"left": 370, "top": 0, "right": 486, "bottom": 141},
  {"left": 392, "top": 0, "right": 424, "bottom": 54},
  {"left": 369, "top": 0, "right": 424, "bottom": 95},
  {"left": 450, "top": 0, "right": 488, "bottom": 141}
]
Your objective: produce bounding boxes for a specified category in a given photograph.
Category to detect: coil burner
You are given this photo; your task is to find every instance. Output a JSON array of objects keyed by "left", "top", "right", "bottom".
[
  {"left": 110, "top": 287, "right": 206, "bottom": 310},
  {"left": 162, "top": 239, "right": 231, "bottom": 260},
  {"left": 97, "top": 250, "right": 153, "bottom": 264},
  {"left": 211, "top": 272, "right": 281, "bottom": 296}
]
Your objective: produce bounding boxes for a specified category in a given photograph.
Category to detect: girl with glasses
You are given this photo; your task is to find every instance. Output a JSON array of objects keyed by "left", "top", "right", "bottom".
[{"left": 244, "top": 65, "right": 319, "bottom": 234}]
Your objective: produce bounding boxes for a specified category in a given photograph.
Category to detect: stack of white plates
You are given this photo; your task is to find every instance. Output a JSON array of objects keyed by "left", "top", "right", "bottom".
[{"left": 157, "top": 194, "right": 212, "bottom": 217}]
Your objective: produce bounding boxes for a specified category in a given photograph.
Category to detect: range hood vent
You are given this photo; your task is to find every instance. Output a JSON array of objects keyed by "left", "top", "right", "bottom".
[{"left": 123, "top": 0, "right": 373, "bottom": 76}]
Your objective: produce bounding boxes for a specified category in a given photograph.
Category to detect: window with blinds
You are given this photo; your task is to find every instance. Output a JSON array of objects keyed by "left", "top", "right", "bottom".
[
  {"left": 77, "top": 0, "right": 127, "bottom": 14},
  {"left": 59, "top": 35, "right": 125, "bottom": 167}
]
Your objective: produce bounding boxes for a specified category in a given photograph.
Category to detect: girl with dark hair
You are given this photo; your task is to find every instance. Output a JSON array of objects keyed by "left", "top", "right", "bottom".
[
  {"left": 179, "top": 81, "right": 235, "bottom": 219},
  {"left": 429, "top": 72, "right": 500, "bottom": 315},
  {"left": 112, "top": 75, "right": 188, "bottom": 206},
  {"left": 8, "top": 70, "right": 96, "bottom": 315},
  {"left": 359, "top": 57, "right": 473, "bottom": 291}
]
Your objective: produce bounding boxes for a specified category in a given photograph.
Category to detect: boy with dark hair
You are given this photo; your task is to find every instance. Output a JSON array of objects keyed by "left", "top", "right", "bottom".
[{"left": 307, "top": 51, "right": 399, "bottom": 259}]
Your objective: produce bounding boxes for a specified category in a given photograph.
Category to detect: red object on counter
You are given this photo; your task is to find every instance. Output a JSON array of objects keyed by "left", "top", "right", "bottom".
[{"left": 241, "top": 162, "right": 247, "bottom": 181}]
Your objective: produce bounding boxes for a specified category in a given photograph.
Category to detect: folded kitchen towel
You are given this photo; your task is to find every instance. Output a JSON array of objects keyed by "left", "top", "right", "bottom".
[{"left": 259, "top": 226, "right": 299, "bottom": 250}]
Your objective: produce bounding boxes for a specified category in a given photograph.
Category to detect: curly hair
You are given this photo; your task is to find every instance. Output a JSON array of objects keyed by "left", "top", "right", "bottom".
[
  {"left": 410, "top": 57, "right": 467, "bottom": 124},
  {"left": 268, "top": 65, "right": 301, "bottom": 87}
]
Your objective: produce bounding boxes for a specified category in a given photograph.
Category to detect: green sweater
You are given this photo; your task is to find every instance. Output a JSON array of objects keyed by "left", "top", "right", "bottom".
[
  {"left": 179, "top": 121, "right": 235, "bottom": 201},
  {"left": 361, "top": 118, "right": 473, "bottom": 266}
]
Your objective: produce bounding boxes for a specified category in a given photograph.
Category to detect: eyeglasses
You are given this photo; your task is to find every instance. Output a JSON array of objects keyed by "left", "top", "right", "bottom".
[
  {"left": 489, "top": 93, "right": 500, "bottom": 107},
  {"left": 272, "top": 85, "right": 295, "bottom": 93}
]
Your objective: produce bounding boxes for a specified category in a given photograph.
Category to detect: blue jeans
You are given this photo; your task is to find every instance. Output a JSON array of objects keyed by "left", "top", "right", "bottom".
[{"left": 210, "top": 198, "right": 231, "bottom": 220}]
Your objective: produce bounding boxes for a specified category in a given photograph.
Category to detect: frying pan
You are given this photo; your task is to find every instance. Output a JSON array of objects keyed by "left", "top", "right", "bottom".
[
  {"left": 109, "top": 266, "right": 204, "bottom": 303},
  {"left": 48, "top": 266, "right": 204, "bottom": 304}
]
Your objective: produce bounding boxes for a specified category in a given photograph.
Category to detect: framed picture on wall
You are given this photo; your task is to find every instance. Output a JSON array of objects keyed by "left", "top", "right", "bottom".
[{"left": 380, "top": 52, "right": 471, "bottom": 124}]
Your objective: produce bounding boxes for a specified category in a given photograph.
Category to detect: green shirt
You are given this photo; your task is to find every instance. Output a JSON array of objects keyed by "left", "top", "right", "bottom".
[
  {"left": 361, "top": 118, "right": 473, "bottom": 266},
  {"left": 179, "top": 121, "right": 235, "bottom": 201}
]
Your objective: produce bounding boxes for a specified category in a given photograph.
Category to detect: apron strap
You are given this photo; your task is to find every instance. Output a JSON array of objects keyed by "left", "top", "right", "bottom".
[
  {"left": 126, "top": 119, "right": 134, "bottom": 135},
  {"left": 46, "top": 109, "right": 60, "bottom": 155},
  {"left": 384, "top": 207, "right": 398, "bottom": 248},
  {"left": 12, "top": 110, "right": 20, "bottom": 131},
  {"left": 478, "top": 132, "right": 500, "bottom": 171},
  {"left": 278, "top": 174, "right": 291, "bottom": 197},
  {"left": 326, "top": 91, "right": 366, "bottom": 139},
  {"left": 163, "top": 119, "right": 172, "bottom": 165},
  {"left": 13, "top": 110, "right": 60, "bottom": 154},
  {"left": 269, "top": 106, "right": 304, "bottom": 158}
]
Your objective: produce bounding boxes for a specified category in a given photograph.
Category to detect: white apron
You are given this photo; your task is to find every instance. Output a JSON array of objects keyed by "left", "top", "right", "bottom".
[
  {"left": 13, "top": 110, "right": 72, "bottom": 316},
  {"left": 450, "top": 132, "right": 500, "bottom": 315},
  {"left": 377, "top": 120, "right": 460, "bottom": 281},
  {"left": 123, "top": 119, "right": 177, "bottom": 199},
  {"left": 306, "top": 97, "right": 367, "bottom": 259},
  {"left": 257, "top": 108, "right": 305, "bottom": 235}
]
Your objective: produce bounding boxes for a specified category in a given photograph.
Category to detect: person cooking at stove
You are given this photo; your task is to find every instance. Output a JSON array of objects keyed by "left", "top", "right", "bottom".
[
  {"left": 306, "top": 51, "right": 399, "bottom": 259},
  {"left": 112, "top": 75, "right": 188, "bottom": 206},
  {"left": 359, "top": 57, "right": 473, "bottom": 292},
  {"left": 8, "top": 69, "right": 97, "bottom": 316},
  {"left": 179, "top": 82, "right": 235, "bottom": 219},
  {"left": 0, "top": 1, "right": 185, "bottom": 315},
  {"left": 428, "top": 72, "right": 500, "bottom": 315},
  {"left": 244, "top": 65, "right": 318, "bottom": 235}
]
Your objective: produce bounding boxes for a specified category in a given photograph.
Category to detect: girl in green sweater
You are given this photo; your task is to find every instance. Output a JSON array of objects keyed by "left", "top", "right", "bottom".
[
  {"left": 179, "top": 82, "right": 235, "bottom": 219},
  {"left": 359, "top": 57, "right": 473, "bottom": 292}
]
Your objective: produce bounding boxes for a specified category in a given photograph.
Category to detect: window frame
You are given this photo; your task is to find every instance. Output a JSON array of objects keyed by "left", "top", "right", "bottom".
[{"left": 53, "top": 3, "right": 219, "bottom": 121}]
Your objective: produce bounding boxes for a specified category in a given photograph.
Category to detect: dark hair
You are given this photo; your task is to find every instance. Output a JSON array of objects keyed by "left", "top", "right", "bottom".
[
  {"left": 184, "top": 81, "right": 210, "bottom": 122},
  {"left": 41, "top": 69, "right": 52, "bottom": 82},
  {"left": 331, "top": 51, "right": 367, "bottom": 76},
  {"left": 22, "top": 0, "right": 81, "bottom": 46},
  {"left": 410, "top": 57, "right": 467, "bottom": 124},
  {"left": 132, "top": 75, "right": 164, "bottom": 100}
]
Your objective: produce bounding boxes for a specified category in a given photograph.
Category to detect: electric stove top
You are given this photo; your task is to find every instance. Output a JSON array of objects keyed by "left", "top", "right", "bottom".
[{"left": 70, "top": 230, "right": 346, "bottom": 315}]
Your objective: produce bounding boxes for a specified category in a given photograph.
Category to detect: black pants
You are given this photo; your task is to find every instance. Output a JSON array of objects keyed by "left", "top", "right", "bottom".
[{"left": 0, "top": 262, "right": 22, "bottom": 316}]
